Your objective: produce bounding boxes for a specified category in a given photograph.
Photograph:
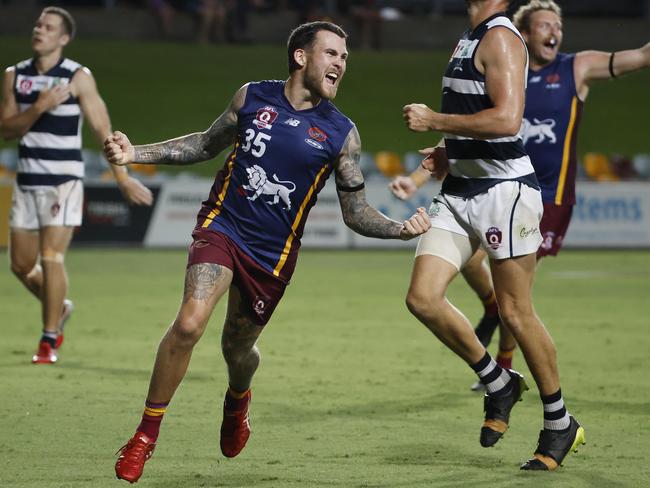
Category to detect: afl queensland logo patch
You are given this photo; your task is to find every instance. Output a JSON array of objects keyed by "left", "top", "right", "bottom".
[
  {"left": 485, "top": 227, "right": 502, "bottom": 250},
  {"left": 254, "top": 106, "right": 278, "bottom": 130},
  {"left": 18, "top": 77, "right": 34, "bottom": 95}
]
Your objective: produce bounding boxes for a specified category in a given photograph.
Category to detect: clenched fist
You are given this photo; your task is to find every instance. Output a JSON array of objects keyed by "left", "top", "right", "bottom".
[{"left": 104, "top": 131, "right": 135, "bottom": 166}]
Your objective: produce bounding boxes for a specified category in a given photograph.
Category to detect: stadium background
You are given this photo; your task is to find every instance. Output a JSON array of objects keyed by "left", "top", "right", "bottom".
[{"left": 1, "top": 1, "right": 649, "bottom": 487}]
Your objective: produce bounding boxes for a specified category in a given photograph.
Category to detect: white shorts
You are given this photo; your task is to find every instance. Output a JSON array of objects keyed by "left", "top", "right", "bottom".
[
  {"left": 417, "top": 181, "right": 543, "bottom": 263},
  {"left": 10, "top": 179, "right": 84, "bottom": 230}
]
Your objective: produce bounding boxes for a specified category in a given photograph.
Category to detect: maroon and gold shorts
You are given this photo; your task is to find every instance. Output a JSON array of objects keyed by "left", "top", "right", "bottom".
[
  {"left": 187, "top": 228, "right": 287, "bottom": 326},
  {"left": 537, "top": 203, "right": 573, "bottom": 259}
]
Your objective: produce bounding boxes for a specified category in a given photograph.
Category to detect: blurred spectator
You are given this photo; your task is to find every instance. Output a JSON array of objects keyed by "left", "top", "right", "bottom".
[
  {"left": 338, "top": 0, "right": 382, "bottom": 50},
  {"left": 609, "top": 154, "right": 637, "bottom": 180},
  {"left": 290, "top": 0, "right": 327, "bottom": 24},
  {"left": 583, "top": 153, "right": 618, "bottom": 181},
  {"left": 224, "top": 0, "right": 252, "bottom": 43},
  {"left": 148, "top": 0, "right": 229, "bottom": 43},
  {"left": 632, "top": 154, "right": 650, "bottom": 179}
]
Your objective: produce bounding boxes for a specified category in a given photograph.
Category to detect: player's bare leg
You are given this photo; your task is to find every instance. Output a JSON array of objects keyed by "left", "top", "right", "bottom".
[
  {"left": 219, "top": 285, "right": 264, "bottom": 458},
  {"left": 406, "top": 255, "right": 486, "bottom": 363},
  {"left": 147, "top": 263, "right": 233, "bottom": 403},
  {"left": 23, "top": 226, "right": 73, "bottom": 363},
  {"left": 489, "top": 254, "right": 559, "bottom": 395},
  {"left": 9, "top": 229, "right": 42, "bottom": 299},
  {"left": 463, "top": 248, "right": 518, "bottom": 391},
  {"left": 490, "top": 253, "right": 585, "bottom": 469},
  {"left": 462, "top": 249, "right": 500, "bottom": 346},
  {"left": 39, "top": 226, "right": 74, "bottom": 333},
  {"left": 116, "top": 263, "right": 233, "bottom": 483},
  {"left": 407, "top": 254, "right": 528, "bottom": 447}
]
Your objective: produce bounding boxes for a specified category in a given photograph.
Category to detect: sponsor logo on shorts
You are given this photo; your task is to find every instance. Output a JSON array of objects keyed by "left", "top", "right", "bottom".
[
  {"left": 541, "top": 231, "right": 555, "bottom": 250},
  {"left": 485, "top": 227, "right": 502, "bottom": 250},
  {"left": 50, "top": 203, "right": 60, "bottom": 217},
  {"left": 253, "top": 295, "right": 268, "bottom": 315},
  {"left": 520, "top": 227, "right": 540, "bottom": 238}
]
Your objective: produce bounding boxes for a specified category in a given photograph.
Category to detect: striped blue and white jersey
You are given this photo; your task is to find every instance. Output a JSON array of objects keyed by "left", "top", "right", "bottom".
[
  {"left": 12, "top": 57, "right": 84, "bottom": 189},
  {"left": 440, "top": 13, "right": 538, "bottom": 197}
]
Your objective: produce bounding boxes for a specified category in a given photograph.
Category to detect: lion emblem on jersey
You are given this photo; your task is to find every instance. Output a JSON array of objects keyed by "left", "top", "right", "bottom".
[
  {"left": 521, "top": 118, "right": 557, "bottom": 145},
  {"left": 243, "top": 165, "right": 296, "bottom": 210}
]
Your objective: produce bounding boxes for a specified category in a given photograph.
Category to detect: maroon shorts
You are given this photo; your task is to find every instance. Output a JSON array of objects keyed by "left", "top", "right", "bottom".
[
  {"left": 537, "top": 203, "right": 573, "bottom": 258},
  {"left": 187, "top": 229, "right": 287, "bottom": 326}
]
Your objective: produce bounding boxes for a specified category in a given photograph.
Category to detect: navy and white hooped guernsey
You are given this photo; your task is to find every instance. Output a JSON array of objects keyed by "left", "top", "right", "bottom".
[
  {"left": 440, "top": 13, "right": 538, "bottom": 197},
  {"left": 13, "top": 57, "right": 84, "bottom": 189}
]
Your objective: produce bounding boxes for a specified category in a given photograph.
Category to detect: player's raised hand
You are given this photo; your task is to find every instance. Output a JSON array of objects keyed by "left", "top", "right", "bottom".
[
  {"left": 403, "top": 103, "right": 437, "bottom": 132},
  {"left": 419, "top": 146, "right": 449, "bottom": 180},
  {"left": 104, "top": 131, "right": 135, "bottom": 166},
  {"left": 400, "top": 207, "right": 431, "bottom": 240},
  {"left": 389, "top": 175, "right": 418, "bottom": 200},
  {"left": 117, "top": 176, "right": 154, "bottom": 206},
  {"left": 35, "top": 84, "right": 71, "bottom": 112}
]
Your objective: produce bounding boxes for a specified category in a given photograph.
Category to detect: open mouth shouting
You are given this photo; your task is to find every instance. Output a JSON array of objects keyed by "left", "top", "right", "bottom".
[{"left": 325, "top": 72, "right": 339, "bottom": 86}]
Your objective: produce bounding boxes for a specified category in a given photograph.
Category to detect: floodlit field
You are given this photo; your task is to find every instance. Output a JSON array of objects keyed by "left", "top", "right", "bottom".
[
  {"left": 1, "top": 38, "right": 650, "bottom": 178},
  {"left": 2, "top": 248, "right": 648, "bottom": 487}
]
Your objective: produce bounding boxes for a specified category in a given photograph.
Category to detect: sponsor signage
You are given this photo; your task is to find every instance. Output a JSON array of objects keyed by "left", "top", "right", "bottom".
[
  {"left": 564, "top": 182, "right": 650, "bottom": 248},
  {"left": 143, "top": 178, "right": 213, "bottom": 247},
  {"left": 50, "top": 178, "right": 648, "bottom": 249},
  {"left": 73, "top": 183, "right": 160, "bottom": 244},
  {"left": 301, "top": 184, "right": 348, "bottom": 248}
]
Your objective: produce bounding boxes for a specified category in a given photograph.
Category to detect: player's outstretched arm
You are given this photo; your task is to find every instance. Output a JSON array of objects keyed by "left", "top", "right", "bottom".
[
  {"left": 104, "top": 85, "right": 247, "bottom": 166},
  {"left": 336, "top": 126, "right": 430, "bottom": 240},
  {"left": 575, "top": 42, "right": 650, "bottom": 98}
]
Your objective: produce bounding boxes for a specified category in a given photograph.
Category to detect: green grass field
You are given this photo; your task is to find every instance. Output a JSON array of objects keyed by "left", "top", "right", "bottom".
[
  {"left": 1, "top": 38, "right": 649, "bottom": 178},
  {"left": 1, "top": 248, "right": 649, "bottom": 487}
]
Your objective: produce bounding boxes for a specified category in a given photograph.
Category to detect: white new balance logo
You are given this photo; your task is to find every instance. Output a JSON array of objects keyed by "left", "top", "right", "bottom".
[{"left": 284, "top": 118, "right": 300, "bottom": 127}]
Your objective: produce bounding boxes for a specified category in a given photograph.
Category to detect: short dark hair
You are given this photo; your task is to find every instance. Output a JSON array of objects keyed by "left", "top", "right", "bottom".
[
  {"left": 42, "top": 6, "right": 76, "bottom": 39},
  {"left": 287, "top": 22, "right": 347, "bottom": 73}
]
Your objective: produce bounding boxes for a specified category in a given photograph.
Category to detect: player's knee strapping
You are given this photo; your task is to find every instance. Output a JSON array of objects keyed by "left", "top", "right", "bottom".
[
  {"left": 25, "top": 263, "right": 43, "bottom": 279},
  {"left": 41, "top": 249, "right": 65, "bottom": 264}
]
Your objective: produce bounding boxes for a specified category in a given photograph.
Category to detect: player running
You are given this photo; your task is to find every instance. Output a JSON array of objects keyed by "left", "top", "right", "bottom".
[{"left": 105, "top": 21, "right": 430, "bottom": 483}]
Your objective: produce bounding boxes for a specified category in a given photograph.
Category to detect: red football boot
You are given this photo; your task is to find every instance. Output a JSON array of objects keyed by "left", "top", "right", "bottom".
[
  {"left": 115, "top": 432, "right": 156, "bottom": 483},
  {"left": 220, "top": 390, "right": 251, "bottom": 458},
  {"left": 32, "top": 341, "right": 58, "bottom": 364},
  {"left": 55, "top": 299, "right": 74, "bottom": 350}
]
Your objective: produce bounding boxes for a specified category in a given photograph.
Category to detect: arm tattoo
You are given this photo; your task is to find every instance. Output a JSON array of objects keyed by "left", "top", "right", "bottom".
[
  {"left": 335, "top": 127, "right": 403, "bottom": 239},
  {"left": 133, "top": 86, "right": 246, "bottom": 165},
  {"left": 183, "top": 263, "right": 225, "bottom": 304}
]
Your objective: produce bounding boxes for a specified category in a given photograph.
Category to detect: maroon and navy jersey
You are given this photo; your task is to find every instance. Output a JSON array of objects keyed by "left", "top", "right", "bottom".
[
  {"left": 523, "top": 53, "right": 583, "bottom": 205},
  {"left": 197, "top": 80, "right": 354, "bottom": 282}
]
